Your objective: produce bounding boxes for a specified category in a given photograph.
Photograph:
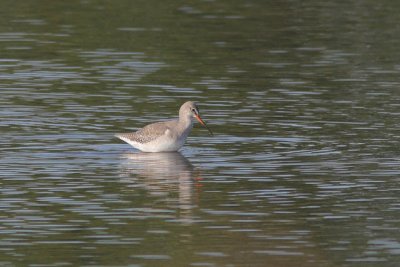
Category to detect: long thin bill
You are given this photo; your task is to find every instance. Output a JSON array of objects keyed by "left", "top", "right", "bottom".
[{"left": 195, "top": 114, "right": 213, "bottom": 136}]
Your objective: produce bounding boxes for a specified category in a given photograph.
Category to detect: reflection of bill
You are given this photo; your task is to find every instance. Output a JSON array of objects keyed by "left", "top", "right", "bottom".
[{"left": 118, "top": 152, "right": 202, "bottom": 222}]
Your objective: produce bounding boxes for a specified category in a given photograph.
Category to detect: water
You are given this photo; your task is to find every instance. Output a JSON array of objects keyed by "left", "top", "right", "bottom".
[{"left": 1, "top": 0, "right": 400, "bottom": 266}]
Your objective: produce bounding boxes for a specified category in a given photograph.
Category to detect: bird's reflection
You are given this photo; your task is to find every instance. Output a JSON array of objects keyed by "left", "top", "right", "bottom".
[{"left": 118, "top": 152, "right": 201, "bottom": 223}]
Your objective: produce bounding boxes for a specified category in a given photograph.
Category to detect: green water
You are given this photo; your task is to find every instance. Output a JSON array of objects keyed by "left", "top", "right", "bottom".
[{"left": 1, "top": 1, "right": 400, "bottom": 266}]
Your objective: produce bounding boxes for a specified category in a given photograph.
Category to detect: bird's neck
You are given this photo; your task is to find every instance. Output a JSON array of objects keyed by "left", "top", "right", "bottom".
[{"left": 179, "top": 115, "right": 193, "bottom": 130}]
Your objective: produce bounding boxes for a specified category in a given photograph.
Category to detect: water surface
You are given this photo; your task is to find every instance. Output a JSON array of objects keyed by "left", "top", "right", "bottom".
[{"left": 1, "top": 0, "right": 400, "bottom": 266}]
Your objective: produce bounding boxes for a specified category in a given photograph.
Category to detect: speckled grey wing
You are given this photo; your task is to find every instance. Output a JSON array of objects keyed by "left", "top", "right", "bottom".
[{"left": 115, "top": 121, "right": 171, "bottom": 144}]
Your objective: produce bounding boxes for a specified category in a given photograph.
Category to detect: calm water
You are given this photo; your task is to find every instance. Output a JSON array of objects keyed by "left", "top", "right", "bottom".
[{"left": 1, "top": 1, "right": 400, "bottom": 266}]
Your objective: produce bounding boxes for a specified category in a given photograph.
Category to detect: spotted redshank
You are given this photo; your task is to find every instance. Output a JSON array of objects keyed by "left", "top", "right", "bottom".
[{"left": 115, "top": 101, "right": 213, "bottom": 152}]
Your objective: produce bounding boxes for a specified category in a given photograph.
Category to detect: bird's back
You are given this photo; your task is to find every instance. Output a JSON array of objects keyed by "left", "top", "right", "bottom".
[{"left": 115, "top": 119, "right": 179, "bottom": 145}]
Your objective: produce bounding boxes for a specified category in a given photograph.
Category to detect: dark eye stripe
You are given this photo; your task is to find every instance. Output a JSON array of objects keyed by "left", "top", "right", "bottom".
[{"left": 191, "top": 108, "right": 199, "bottom": 115}]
